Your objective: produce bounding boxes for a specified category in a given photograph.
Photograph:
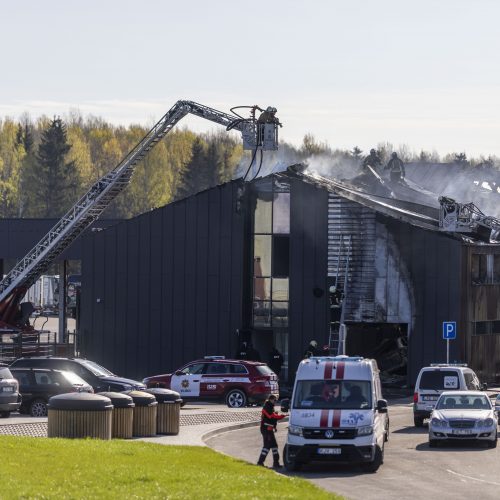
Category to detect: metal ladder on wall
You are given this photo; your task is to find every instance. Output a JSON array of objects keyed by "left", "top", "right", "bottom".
[{"left": 328, "top": 234, "right": 352, "bottom": 355}]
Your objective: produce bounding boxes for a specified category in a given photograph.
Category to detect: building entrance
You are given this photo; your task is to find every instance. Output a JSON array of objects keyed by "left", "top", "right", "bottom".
[{"left": 345, "top": 323, "right": 408, "bottom": 385}]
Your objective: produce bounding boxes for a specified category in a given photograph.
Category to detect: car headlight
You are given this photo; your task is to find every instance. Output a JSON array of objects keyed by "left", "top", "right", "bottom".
[
  {"left": 357, "top": 425, "right": 374, "bottom": 436},
  {"left": 431, "top": 418, "right": 447, "bottom": 428},
  {"left": 477, "top": 418, "right": 495, "bottom": 427},
  {"left": 288, "top": 425, "right": 303, "bottom": 436}
]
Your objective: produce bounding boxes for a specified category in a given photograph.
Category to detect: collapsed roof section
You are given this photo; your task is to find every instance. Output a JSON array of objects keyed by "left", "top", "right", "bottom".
[{"left": 276, "top": 166, "right": 500, "bottom": 244}]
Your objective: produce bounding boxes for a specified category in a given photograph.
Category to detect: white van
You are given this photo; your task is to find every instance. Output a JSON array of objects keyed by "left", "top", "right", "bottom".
[
  {"left": 282, "top": 356, "right": 389, "bottom": 473},
  {"left": 413, "top": 364, "right": 486, "bottom": 427}
]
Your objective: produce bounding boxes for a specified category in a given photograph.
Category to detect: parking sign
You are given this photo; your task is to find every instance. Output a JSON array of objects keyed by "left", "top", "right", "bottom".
[{"left": 443, "top": 321, "right": 457, "bottom": 340}]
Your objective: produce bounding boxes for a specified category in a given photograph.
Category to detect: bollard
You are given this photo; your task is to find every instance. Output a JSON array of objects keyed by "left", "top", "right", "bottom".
[
  {"left": 145, "top": 388, "right": 183, "bottom": 435},
  {"left": 47, "top": 393, "right": 113, "bottom": 440},
  {"left": 97, "top": 392, "right": 135, "bottom": 439},
  {"left": 122, "top": 390, "right": 158, "bottom": 437}
]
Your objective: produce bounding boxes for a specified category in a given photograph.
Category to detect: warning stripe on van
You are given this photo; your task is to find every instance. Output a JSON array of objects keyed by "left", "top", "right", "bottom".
[
  {"left": 324, "top": 361, "right": 345, "bottom": 380},
  {"left": 320, "top": 410, "right": 329, "bottom": 427},
  {"left": 319, "top": 409, "right": 342, "bottom": 428},
  {"left": 336, "top": 362, "right": 345, "bottom": 379}
]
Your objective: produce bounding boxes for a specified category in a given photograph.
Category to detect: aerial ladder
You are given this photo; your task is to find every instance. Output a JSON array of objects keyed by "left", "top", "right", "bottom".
[
  {"left": 439, "top": 196, "right": 500, "bottom": 242},
  {"left": 0, "top": 100, "right": 281, "bottom": 334}
]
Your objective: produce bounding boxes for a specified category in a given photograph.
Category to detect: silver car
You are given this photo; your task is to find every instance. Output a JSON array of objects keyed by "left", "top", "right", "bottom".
[
  {"left": 0, "top": 366, "right": 22, "bottom": 418},
  {"left": 428, "top": 391, "right": 497, "bottom": 448}
]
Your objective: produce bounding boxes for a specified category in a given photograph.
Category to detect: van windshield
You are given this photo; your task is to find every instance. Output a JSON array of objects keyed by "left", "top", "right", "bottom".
[{"left": 293, "top": 380, "right": 372, "bottom": 410}]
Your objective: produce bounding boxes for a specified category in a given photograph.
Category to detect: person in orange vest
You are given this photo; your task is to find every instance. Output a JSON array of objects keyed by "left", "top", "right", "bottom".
[{"left": 257, "top": 395, "right": 286, "bottom": 468}]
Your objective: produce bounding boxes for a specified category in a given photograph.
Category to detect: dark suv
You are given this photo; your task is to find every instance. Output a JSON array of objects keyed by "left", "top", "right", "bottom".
[
  {"left": 0, "top": 366, "right": 22, "bottom": 418},
  {"left": 10, "top": 357, "right": 146, "bottom": 393},
  {"left": 11, "top": 368, "right": 93, "bottom": 417}
]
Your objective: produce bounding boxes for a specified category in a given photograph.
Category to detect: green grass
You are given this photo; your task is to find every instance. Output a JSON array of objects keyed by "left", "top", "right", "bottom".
[{"left": 0, "top": 436, "right": 341, "bottom": 499}]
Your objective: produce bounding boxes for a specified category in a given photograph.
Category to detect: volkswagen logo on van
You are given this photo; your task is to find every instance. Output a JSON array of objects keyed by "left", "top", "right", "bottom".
[{"left": 325, "top": 430, "right": 334, "bottom": 439}]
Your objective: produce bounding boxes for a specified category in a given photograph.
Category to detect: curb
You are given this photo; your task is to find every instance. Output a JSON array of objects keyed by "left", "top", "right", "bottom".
[
  {"left": 202, "top": 416, "right": 290, "bottom": 444},
  {"left": 202, "top": 420, "right": 261, "bottom": 443}
]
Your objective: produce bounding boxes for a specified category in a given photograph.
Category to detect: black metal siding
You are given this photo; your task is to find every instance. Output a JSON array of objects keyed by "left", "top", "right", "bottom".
[
  {"left": 288, "top": 179, "right": 329, "bottom": 380},
  {"left": 80, "top": 182, "right": 245, "bottom": 380}
]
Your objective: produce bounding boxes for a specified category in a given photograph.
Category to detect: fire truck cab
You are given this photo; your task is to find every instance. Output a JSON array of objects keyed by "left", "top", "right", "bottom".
[{"left": 283, "top": 356, "right": 389, "bottom": 473}]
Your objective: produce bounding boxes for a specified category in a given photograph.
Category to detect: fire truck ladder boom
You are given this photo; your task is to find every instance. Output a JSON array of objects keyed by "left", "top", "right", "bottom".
[{"left": 0, "top": 100, "right": 279, "bottom": 304}]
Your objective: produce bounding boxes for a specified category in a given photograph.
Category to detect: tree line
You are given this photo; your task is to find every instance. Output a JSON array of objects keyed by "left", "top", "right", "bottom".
[{"left": 0, "top": 115, "right": 498, "bottom": 220}]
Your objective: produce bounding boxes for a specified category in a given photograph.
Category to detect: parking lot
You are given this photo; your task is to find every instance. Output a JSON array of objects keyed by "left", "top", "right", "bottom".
[{"left": 206, "top": 399, "right": 500, "bottom": 500}]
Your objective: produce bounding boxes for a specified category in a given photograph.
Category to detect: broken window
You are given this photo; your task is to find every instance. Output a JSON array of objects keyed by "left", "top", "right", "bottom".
[
  {"left": 494, "top": 255, "right": 500, "bottom": 283},
  {"left": 471, "top": 254, "right": 488, "bottom": 284}
]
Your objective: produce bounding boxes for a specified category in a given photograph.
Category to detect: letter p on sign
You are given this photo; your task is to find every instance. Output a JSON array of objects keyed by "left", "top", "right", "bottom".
[{"left": 443, "top": 321, "right": 457, "bottom": 340}]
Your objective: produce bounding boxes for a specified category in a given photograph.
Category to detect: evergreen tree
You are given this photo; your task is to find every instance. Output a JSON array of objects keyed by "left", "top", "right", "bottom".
[
  {"left": 34, "top": 117, "right": 78, "bottom": 217},
  {"left": 176, "top": 137, "right": 208, "bottom": 199}
]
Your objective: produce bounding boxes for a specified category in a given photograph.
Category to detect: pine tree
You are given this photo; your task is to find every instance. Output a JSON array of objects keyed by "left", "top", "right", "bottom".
[
  {"left": 176, "top": 137, "right": 208, "bottom": 200},
  {"left": 34, "top": 117, "right": 78, "bottom": 217}
]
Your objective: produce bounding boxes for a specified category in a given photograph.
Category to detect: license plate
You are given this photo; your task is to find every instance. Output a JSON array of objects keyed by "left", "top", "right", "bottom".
[
  {"left": 453, "top": 429, "right": 472, "bottom": 435},
  {"left": 422, "top": 395, "right": 438, "bottom": 401},
  {"left": 317, "top": 448, "right": 341, "bottom": 455},
  {"left": 2, "top": 387, "right": 14, "bottom": 392}
]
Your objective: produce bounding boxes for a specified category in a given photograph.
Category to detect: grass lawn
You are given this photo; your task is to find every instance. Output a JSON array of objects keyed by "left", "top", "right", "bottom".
[{"left": 0, "top": 436, "right": 342, "bottom": 499}]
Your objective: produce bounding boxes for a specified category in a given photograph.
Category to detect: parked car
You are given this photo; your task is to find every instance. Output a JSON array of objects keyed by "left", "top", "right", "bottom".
[
  {"left": 10, "top": 357, "right": 146, "bottom": 393},
  {"left": 143, "top": 356, "right": 279, "bottom": 408},
  {"left": 413, "top": 364, "right": 486, "bottom": 427},
  {"left": 11, "top": 368, "right": 93, "bottom": 417},
  {"left": 428, "top": 391, "right": 497, "bottom": 448},
  {"left": 0, "top": 366, "right": 22, "bottom": 418}
]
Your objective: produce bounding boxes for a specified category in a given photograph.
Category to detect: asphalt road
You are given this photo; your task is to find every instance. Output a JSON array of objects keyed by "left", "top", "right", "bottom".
[{"left": 206, "top": 400, "right": 500, "bottom": 500}]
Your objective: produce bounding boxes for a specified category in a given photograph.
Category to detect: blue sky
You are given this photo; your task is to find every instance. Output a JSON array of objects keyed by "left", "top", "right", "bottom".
[{"left": 2, "top": 0, "right": 500, "bottom": 157}]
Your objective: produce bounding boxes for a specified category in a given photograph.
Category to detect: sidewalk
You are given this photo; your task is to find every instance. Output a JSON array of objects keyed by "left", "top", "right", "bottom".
[{"left": 0, "top": 403, "right": 262, "bottom": 446}]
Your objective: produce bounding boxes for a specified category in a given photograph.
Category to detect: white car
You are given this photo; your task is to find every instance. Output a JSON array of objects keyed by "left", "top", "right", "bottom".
[{"left": 428, "top": 391, "right": 497, "bottom": 448}]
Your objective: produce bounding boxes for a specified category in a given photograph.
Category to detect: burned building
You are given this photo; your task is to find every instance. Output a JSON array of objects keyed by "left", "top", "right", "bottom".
[{"left": 76, "top": 169, "right": 500, "bottom": 385}]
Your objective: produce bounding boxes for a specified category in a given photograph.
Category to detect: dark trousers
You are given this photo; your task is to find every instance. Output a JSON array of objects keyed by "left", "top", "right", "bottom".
[{"left": 257, "top": 429, "right": 279, "bottom": 465}]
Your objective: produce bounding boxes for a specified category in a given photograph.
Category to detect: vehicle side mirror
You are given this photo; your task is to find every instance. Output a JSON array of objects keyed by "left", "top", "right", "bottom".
[
  {"left": 425, "top": 405, "right": 434, "bottom": 412},
  {"left": 280, "top": 398, "right": 290, "bottom": 413},
  {"left": 481, "top": 382, "right": 488, "bottom": 391},
  {"left": 377, "top": 399, "right": 388, "bottom": 413},
  {"left": 175, "top": 370, "right": 183, "bottom": 376}
]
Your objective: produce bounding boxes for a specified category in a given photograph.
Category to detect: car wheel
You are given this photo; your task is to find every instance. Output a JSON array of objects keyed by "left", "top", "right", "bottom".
[
  {"left": 429, "top": 439, "right": 439, "bottom": 448},
  {"left": 283, "top": 445, "right": 302, "bottom": 472},
  {"left": 30, "top": 399, "right": 48, "bottom": 417},
  {"left": 0, "top": 411, "right": 10, "bottom": 418},
  {"left": 225, "top": 389, "right": 247, "bottom": 408},
  {"left": 362, "top": 444, "right": 384, "bottom": 473},
  {"left": 414, "top": 416, "right": 424, "bottom": 427}
]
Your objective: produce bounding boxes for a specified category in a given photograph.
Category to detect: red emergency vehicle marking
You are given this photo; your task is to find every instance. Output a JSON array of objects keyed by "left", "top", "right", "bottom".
[
  {"left": 324, "top": 361, "right": 333, "bottom": 379},
  {"left": 320, "top": 410, "right": 329, "bottom": 428},
  {"left": 335, "top": 361, "right": 345, "bottom": 380},
  {"left": 332, "top": 409, "right": 341, "bottom": 428}
]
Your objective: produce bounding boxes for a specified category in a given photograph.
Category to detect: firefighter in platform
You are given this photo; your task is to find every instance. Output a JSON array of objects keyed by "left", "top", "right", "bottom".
[
  {"left": 385, "top": 152, "right": 406, "bottom": 182},
  {"left": 257, "top": 395, "right": 286, "bottom": 468}
]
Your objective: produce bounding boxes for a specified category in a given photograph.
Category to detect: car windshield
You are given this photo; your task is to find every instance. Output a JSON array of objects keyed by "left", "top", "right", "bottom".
[
  {"left": 79, "top": 360, "right": 114, "bottom": 377},
  {"left": 293, "top": 380, "right": 372, "bottom": 410},
  {"left": 436, "top": 394, "right": 491, "bottom": 410},
  {"left": 419, "top": 370, "right": 460, "bottom": 390},
  {"left": 0, "top": 367, "right": 12, "bottom": 379},
  {"left": 60, "top": 370, "right": 87, "bottom": 385}
]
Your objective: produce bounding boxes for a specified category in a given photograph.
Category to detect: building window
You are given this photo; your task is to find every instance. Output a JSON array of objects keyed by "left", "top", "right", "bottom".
[
  {"left": 472, "top": 254, "right": 487, "bottom": 284},
  {"left": 471, "top": 254, "right": 500, "bottom": 284},
  {"left": 472, "top": 321, "right": 500, "bottom": 335},
  {"left": 252, "top": 179, "right": 290, "bottom": 328},
  {"left": 494, "top": 256, "right": 500, "bottom": 283}
]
